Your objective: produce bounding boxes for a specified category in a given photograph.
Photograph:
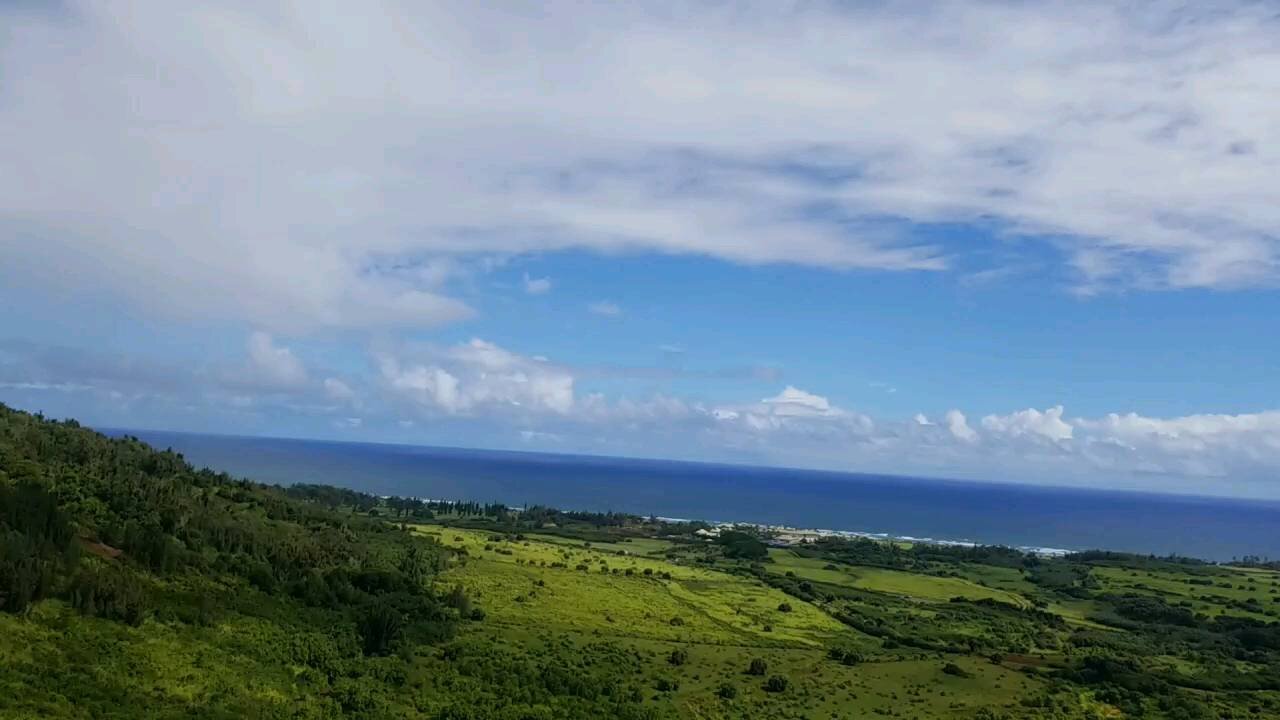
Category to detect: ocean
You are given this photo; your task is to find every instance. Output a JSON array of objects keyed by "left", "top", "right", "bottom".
[{"left": 113, "top": 429, "right": 1280, "bottom": 562}]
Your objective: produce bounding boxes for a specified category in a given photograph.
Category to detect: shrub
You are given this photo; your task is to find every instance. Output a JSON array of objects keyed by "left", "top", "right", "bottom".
[
  {"left": 777, "top": 602, "right": 793, "bottom": 613},
  {"left": 764, "top": 675, "right": 789, "bottom": 693},
  {"left": 668, "top": 648, "right": 689, "bottom": 666},
  {"left": 748, "top": 658, "right": 768, "bottom": 676},
  {"left": 717, "top": 683, "right": 738, "bottom": 700},
  {"left": 828, "top": 648, "right": 864, "bottom": 666}
]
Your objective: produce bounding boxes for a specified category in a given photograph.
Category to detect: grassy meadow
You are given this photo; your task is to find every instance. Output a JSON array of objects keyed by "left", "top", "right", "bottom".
[{"left": 412, "top": 525, "right": 1065, "bottom": 719}]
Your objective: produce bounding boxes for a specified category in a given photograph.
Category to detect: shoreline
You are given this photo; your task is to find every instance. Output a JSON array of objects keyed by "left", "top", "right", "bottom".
[
  {"left": 409, "top": 497, "right": 1076, "bottom": 558},
  {"left": 111, "top": 427, "right": 1280, "bottom": 563},
  {"left": 656, "top": 516, "right": 1075, "bottom": 558}
]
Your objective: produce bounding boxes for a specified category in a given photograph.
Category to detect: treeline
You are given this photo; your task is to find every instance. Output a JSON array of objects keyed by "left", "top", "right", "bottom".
[
  {"left": 293, "top": 486, "right": 652, "bottom": 533},
  {"left": 791, "top": 535, "right": 1034, "bottom": 572}
]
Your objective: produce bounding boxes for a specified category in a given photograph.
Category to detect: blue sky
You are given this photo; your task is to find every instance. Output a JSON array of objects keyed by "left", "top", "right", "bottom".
[{"left": 3, "top": 1, "right": 1280, "bottom": 498}]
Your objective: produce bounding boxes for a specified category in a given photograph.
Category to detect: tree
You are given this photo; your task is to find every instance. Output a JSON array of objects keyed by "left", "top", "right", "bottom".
[
  {"left": 716, "top": 531, "right": 768, "bottom": 560},
  {"left": 748, "top": 658, "right": 768, "bottom": 676},
  {"left": 668, "top": 648, "right": 688, "bottom": 666},
  {"left": 764, "top": 675, "right": 789, "bottom": 693},
  {"left": 446, "top": 584, "right": 472, "bottom": 616},
  {"left": 358, "top": 602, "right": 404, "bottom": 656}
]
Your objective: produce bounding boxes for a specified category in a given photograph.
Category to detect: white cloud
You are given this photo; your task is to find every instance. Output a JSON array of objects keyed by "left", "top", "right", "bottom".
[
  {"left": 706, "top": 386, "right": 875, "bottom": 442},
  {"left": 761, "top": 386, "right": 837, "bottom": 417},
  {"left": 0, "top": 381, "right": 92, "bottom": 393},
  {"left": 379, "top": 339, "right": 575, "bottom": 416},
  {"left": 520, "top": 429, "right": 563, "bottom": 444},
  {"left": 981, "top": 405, "right": 1074, "bottom": 442},
  {"left": 945, "top": 410, "right": 978, "bottom": 442},
  {"left": 3, "top": 0, "right": 1277, "bottom": 338},
  {"left": 323, "top": 377, "right": 356, "bottom": 402},
  {"left": 246, "top": 332, "right": 308, "bottom": 388},
  {"left": 588, "top": 301, "right": 623, "bottom": 317},
  {"left": 523, "top": 273, "right": 552, "bottom": 295}
]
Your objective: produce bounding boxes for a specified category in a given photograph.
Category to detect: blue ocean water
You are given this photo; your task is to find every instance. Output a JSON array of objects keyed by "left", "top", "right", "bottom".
[{"left": 113, "top": 429, "right": 1280, "bottom": 562}]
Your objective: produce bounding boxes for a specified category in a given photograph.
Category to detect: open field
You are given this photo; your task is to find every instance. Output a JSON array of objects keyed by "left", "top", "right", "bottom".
[
  {"left": 1092, "top": 565, "right": 1280, "bottom": 622},
  {"left": 765, "top": 549, "right": 1033, "bottom": 608},
  {"left": 418, "top": 526, "right": 856, "bottom": 648},
  {"left": 412, "top": 524, "right": 1069, "bottom": 719}
]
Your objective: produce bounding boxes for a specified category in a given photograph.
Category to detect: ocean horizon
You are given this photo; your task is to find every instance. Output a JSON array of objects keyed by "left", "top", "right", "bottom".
[{"left": 109, "top": 427, "right": 1280, "bottom": 563}]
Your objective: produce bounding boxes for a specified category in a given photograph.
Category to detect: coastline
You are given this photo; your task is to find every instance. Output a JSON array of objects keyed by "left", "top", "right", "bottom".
[
  {"left": 115, "top": 428, "right": 1280, "bottom": 562},
  {"left": 665, "top": 517, "right": 1071, "bottom": 557},
  {"left": 415, "top": 498, "right": 1076, "bottom": 558}
]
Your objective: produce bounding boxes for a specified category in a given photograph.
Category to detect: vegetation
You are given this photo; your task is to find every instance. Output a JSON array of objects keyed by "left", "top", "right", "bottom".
[{"left": 4, "top": 403, "right": 1280, "bottom": 718}]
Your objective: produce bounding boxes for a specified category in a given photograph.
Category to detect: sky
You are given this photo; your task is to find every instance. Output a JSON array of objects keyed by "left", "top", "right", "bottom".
[{"left": 2, "top": 1, "right": 1280, "bottom": 498}]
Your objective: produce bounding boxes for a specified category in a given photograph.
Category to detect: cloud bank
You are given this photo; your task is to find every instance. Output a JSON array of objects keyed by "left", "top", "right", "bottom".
[
  {"left": 3, "top": 1, "right": 1280, "bottom": 334},
  {"left": 5, "top": 335, "right": 1279, "bottom": 498}
]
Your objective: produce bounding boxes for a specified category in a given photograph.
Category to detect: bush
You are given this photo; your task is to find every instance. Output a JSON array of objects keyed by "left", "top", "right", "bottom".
[
  {"left": 748, "top": 658, "right": 768, "bottom": 676},
  {"left": 717, "top": 683, "right": 738, "bottom": 699},
  {"left": 828, "top": 648, "right": 864, "bottom": 666},
  {"left": 942, "top": 662, "right": 971, "bottom": 678},
  {"left": 668, "top": 648, "right": 689, "bottom": 666},
  {"left": 764, "top": 675, "right": 789, "bottom": 693},
  {"left": 777, "top": 602, "right": 793, "bottom": 613}
]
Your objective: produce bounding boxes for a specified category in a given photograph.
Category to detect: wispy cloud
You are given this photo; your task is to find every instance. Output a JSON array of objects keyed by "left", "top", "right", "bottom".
[
  {"left": 588, "top": 301, "right": 623, "bottom": 318},
  {"left": 522, "top": 273, "right": 552, "bottom": 295}
]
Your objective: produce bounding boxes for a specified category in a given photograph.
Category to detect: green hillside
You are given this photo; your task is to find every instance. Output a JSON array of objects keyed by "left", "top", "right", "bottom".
[{"left": 3, "top": 404, "right": 1280, "bottom": 719}]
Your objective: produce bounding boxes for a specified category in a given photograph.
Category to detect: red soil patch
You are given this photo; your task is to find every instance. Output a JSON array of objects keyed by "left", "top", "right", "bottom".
[{"left": 81, "top": 539, "right": 122, "bottom": 560}]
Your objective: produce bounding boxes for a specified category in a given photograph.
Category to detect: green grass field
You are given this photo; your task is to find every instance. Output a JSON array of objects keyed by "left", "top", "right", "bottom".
[
  {"left": 1092, "top": 565, "right": 1280, "bottom": 621},
  {"left": 767, "top": 549, "right": 1033, "bottom": 608},
  {"left": 419, "top": 527, "right": 854, "bottom": 648},
  {"left": 404, "top": 525, "right": 1087, "bottom": 719}
]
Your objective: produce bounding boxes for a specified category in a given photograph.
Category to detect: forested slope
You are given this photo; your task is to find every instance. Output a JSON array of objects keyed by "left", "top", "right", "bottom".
[{"left": 0, "top": 404, "right": 658, "bottom": 719}]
